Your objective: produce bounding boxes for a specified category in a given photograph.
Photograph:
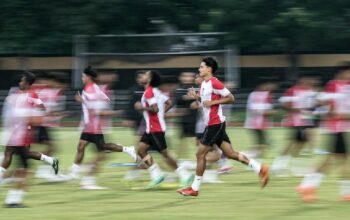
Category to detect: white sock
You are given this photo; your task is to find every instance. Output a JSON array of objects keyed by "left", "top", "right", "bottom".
[
  {"left": 40, "top": 154, "right": 54, "bottom": 165},
  {"left": 248, "top": 159, "right": 262, "bottom": 173},
  {"left": 0, "top": 166, "right": 6, "bottom": 179},
  {"left": 5, "top": 189, "right": 24, "bottom": 204},
  {"left": 70, "top": 164, "right": 81, "bottom": 176},
  {"left": 148, "top": 163, "right": 163, "bottom": 180},
  {"left": 123, "top": 146, "right": 136, "bottom": 160},
  {"left": 339, "top": 180, "right": 350, "bottom": 196},
  {"left": 300, "top": 172, "right": 324, "bottom": 188},
  {"left": 271, "top": 155, "right": 291, "bottom": 170},
  {"left": 191, "top": 175, "right": 202, "bottom": 191},
  {"left": 175, "top": 166, "right": 192, "bottom": 181}
]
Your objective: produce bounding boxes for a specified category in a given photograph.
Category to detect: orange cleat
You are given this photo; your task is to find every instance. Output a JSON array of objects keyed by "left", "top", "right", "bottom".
[
  {"left": 298, "top": 187, "right": 317, "bottom": 203},
  {"left": 259, "top": 164, "right": 269, "bottom": 188},
  {"left": 341, "top": 195, "right": 350, "bottom": 202},
  {"left": 176, "top": 187, "right": 199, "bottom": 197}
]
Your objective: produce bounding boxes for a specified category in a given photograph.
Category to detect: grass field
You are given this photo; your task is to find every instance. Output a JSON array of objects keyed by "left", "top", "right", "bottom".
[{"left": 0, "top": 127, "right": 349, "bottom": 220}]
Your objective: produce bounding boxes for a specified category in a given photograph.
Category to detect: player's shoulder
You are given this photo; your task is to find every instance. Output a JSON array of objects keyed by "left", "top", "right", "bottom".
[
  {"left": 144, "top": 86, "right": 155, "bottom": 98},
  {"left": 210, "top": 77, "right": 224, "bottom": 89},
  {"left": 84, "top": 82, "right": 96, "bottom": 93},
  {"left": 28, "top": 90, "right": 39, "bottom": 98}
]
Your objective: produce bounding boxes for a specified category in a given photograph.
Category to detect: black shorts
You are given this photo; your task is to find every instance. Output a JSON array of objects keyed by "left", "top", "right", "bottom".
[
  {"left": 331, "top": 132, "right": 347, "bottom": 154},
  {"left": 196, "top": 133, "right": 204, "bottom": 140},
  {"left": 201, "top": 123, "right": 231, "bottom": 147},
  {"left": 80, "top": 133, "right": 105, "bottom": 151},
  {"left": 34, "top": 126, "right": 51, "bottom": 143},
  {"left": 140, "top": 132, "right": 167, "bottom": 152},
  {"left": 293, "top": 127, "right": 309, "bottom": 142},
  {"left": 251, "top": 129, "right": 267, "bottom": 145},
  {"left": 6, "top": 146, "right": 29, "bottom": 168},
  {"left": 180, "top": 122, "right": 196, "bottom": 137}
]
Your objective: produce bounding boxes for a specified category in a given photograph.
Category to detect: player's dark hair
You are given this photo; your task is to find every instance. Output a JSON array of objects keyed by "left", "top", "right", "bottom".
[
  {"left": 202, "top": 57, "right": 218, "bottom": 73},
  {"left": 23, "top": 71, "right": 36, "bottom": 85},
  {"left": 84, "top": 66, "right": 97, "bottom": 78},
  {"left": 149, "top": 70, "right": 161, "bottom": 87}
]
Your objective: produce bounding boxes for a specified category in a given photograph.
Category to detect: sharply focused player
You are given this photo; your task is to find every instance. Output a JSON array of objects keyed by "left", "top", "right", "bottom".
[{"left": 177, "top": 57, "right": 269, "bottom": 196}]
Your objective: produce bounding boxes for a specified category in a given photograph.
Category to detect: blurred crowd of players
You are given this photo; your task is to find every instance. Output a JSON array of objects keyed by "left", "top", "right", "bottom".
[{"left": 1, "top": 58, "right": 350, "bottom": 207}]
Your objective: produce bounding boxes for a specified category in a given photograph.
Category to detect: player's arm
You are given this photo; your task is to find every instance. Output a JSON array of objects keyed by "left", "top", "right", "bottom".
[
  {"left": 204, "top": 93, "right": 235, "bottom": 107},
  {"left": 164, "top": 99, "right": 173, "bottom": 113},
  {"left": 134, "top": 102, "right": 159, "bottom": 113},
  {"left": 202, "top": 79, "right": 235, "bottom": 107}
]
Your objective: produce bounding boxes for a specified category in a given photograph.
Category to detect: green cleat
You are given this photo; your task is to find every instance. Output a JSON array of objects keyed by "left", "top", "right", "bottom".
[{"left": 144, "top": 175, "right": 165, "bottom": 189}]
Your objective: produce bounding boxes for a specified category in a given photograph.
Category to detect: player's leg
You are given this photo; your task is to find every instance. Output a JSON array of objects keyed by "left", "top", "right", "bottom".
[
  {"left": 27, "top": 150, "right": 59, "bottom": 174},
  {"left": 103, "top": 140, "right": 138, "bottom": 162},
  {"left": 4, "top": 147, "right": 29, "bottom": 208},
  {"left": 67, "top": 139, "right": 89, "bottom": 180},
  {"left": 0, "top": 146, "right": 16, "bottom": 182},
  {"left": 220, "top": 140, "right": 269, "bottom": 188}
]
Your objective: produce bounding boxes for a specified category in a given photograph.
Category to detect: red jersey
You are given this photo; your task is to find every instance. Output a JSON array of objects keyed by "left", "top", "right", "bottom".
[
  {"left": 244, "top": 91, "right": 273, "bottom": 129},
  {"left": 81, "top": 82, "right": 110, "bottom": 134},
  {"left": 199, "top": 77, "right": 231, "bottom": 126},
  {"left": 141, "top": 86, "right": 169, "bottom": 133},
  {"left": 280, "top": 85, "right": 316, "bottom": 127},
  {"left": 4, "top": 89, "right": 43, "bottom": 147},
  {"left": 322, "top": 79, "right": 350, "bottom": 133}
]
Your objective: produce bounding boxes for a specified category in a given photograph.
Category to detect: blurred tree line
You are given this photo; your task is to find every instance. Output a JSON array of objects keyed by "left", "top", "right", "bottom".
[{"left": 1, "top": 0, "right": 350, "bottom": 55}]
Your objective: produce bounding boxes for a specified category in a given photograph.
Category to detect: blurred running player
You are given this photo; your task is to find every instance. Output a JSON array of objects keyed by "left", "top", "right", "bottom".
[
  {"left": 271, "top": 75, "right": 317, "bottom": 174},
  {"left": 177, "top": 57, "right": 269, "bottom": 197},
  {"left": 68, "top": 66, "right": 137, "bottom": 189},
  {"left": 0, "top": 72, "right": 54, "bottom": 207},
  {"left": 297, "top": 62, "right": 350, "bottom": 202},
  {"left": 244, "top": 81, "right": 276, "bottom": 158},
  {"left": 31, "top": 75, "right": 66, "bottom": 181},
  {"left": 134, "top": 70, "right": 193, "bottom": 189}
]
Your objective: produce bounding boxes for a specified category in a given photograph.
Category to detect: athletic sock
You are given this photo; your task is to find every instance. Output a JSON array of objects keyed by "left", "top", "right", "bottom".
[
  {"left": 175, "top": 166, "right": 191, "bottom": 181},
  {"left": 248, "top": 159, "right": 262, "bottom": 174},
  {"left": 0, "top": 166, "right": 6, "bottom": 182},
  {"left": 300, "top": 172, "right": 324, "bottom": 188},
  {"left": 122, "top": 146, "right": 137, "bottom": 160},
  {"left": 339, "top": 180, "right": 350, "bottom": 196},
  {"left": 271, "top": 155, "right": 291, "bottom": 170},
  {"left": 148, "top": 163, "right": 163, "bottom": 181},
  {"left": 70, "top": 163, "right": 81, "bottom": 177},
  {"left": 191, "top": 175, "right": 202, "bottom": 191},
  {"left": 40, "top": 154, "right": 54, "bottom": 165}
]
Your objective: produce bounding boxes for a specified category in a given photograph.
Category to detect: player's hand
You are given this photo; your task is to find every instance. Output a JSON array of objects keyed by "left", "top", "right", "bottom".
[
  {"left": 202, "top": 100, "right": 212, "bottom": 108},
  {"left": 75, "top": 91, "right": 83, "bottom": 103},
  {"left": 134, "top": 101, "right": 143, "bottom": 111},
  {"left": 187, "top": 87, "right": 197, "bottom": 100}
]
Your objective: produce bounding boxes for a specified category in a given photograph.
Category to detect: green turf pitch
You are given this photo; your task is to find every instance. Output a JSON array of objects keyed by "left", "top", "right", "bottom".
[{"left": 0, "top": 127, "right": 349, "bottom": 220}]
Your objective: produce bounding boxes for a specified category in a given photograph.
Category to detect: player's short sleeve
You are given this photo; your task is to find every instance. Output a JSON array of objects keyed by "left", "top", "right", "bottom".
[
  {"left": 318, "top": 80, "right": 339, "bottom": 101},
  {"left": 212, "top": 77, "right": 231, "bottom": 97},
  {"left": 324, "top": 81, "right": 336, "bottom": 93},
  {"left": 279, "top": 87, "right": 294, "bottom": 103},
  {"left": 28, "top": 92, "right": 44, "bottom": 105},
  {"left": 145, "top": 88, "right": 157, "bottom": 105}
]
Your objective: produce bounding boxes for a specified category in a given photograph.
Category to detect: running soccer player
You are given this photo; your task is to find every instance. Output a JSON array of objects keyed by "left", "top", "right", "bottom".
[
  {"left": 296, "top": 62, "right": 350, "bottom": 202},
  {"left": 68, "top": 66, "right": 137, "bottom": 189},
  {"left": 177, "top": 57, "right": 269, "bottom": 197},
  {"left": 134, "top": 70, "right": 193, "bottom": 189},
  {"left": 270, "top": 75, "right": 317, "bottom": 175},
  {"left": 244, "top": 81, "right": 276, "bottom": 158},
  {"left": 0, "top": 72, "right": 53, "bottom": 207}
]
